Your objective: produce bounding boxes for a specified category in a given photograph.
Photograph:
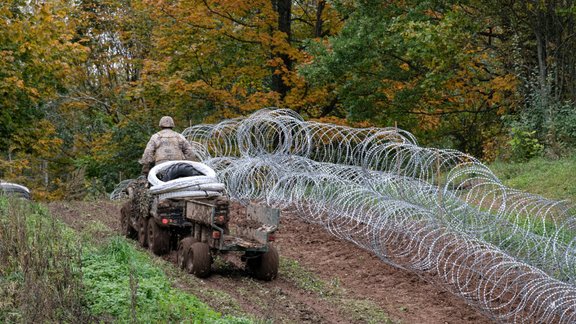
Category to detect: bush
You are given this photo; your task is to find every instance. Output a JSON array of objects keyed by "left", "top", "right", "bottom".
[
  {"left": 0, "top": 197, "right": 89, "bottom": 322},
  {"left": 508, "top": 127, "right": 544, "bottom": 161},
  {"left": 512, "top": 71, "right": 576, "bottom": 159}
]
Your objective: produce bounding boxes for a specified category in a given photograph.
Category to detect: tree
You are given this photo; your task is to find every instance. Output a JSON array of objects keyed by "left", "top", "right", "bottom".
[
  {"left": 0, "top": 0, "right": 89, "bottom": 197},
  {"left": 300, "top": 0, "right": 518, "bottom": 158},
  {"left": 476, "top": 0, "right": 576, "bottom": 155}
]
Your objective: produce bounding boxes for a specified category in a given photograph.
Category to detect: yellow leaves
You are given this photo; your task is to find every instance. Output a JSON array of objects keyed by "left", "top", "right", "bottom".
[
  {"left": 313, "top": 116, "right": 349, "bottom": 126},
  {"left": 491, "top": 74, "right": 517, "bottom": 92},
  {"left": 26, "top": 120, "right": 63, "bottom": 160},
  {"left": 381, "top": 79, "right": 412, "bottom": 101},
  {"left": 413, "top": 108, "right": 441, "bottom": 131},
  {"left": 89, "top": 132, "right": 115, "bottom": 163}
]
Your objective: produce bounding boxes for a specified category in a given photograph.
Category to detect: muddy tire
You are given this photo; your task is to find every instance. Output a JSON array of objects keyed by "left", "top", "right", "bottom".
[
  {"left": 148, "top": 220, "right": 170, "bottom": 255},
  {"left": 186, "top": 242, "right": 211, "bottom": 278},
  {"left": 247, "top": 245, "right": 279, "bottom": 281},
  {"left": 138, "top": 216, "right": 149, "bottom": 248},
  {"left": 177, "top": 237, "right": 197, "bottom": 269},
  {"left": 120, "top": 203, "right": 138, "bottom": 240}
]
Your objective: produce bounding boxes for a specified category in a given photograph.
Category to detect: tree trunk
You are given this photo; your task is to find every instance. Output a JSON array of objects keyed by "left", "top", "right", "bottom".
[
  {"left": 315, "top": 0, "right": 326, "bottom": 38},
  {"left": 271, "top": 0, "right": 292, "bottom": 99}
]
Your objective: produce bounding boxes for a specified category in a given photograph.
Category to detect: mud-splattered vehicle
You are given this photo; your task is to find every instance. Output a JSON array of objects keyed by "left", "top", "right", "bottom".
[
  {"left": 120, "top": 162, "right": 279, "bottom": 280},
  {"left": 0, "top": 181, "right": 31, "bottom": 200}
]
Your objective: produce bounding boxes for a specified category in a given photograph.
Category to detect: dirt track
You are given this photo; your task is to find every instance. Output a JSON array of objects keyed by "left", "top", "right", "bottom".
[{"left": 47, "top": 200, "right": 493, "bottom": 323}]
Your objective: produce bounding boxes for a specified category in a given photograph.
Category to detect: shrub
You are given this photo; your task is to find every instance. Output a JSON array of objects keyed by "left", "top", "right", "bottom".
[{"left": 0, "top": 197, "right": 89, "bottom": 322}]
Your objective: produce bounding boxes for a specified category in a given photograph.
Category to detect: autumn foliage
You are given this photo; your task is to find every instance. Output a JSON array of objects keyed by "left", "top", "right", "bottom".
[{"left": 1, "top": 0, "right": 574, "bottom": 199}]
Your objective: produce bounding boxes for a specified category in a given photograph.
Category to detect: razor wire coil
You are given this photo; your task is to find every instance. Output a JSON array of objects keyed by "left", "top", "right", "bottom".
[{"left": 113, "top": 108, "right": 576, "bottom": 323}]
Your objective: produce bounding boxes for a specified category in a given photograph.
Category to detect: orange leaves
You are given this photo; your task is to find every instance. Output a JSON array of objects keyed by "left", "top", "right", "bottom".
[{"left": 135, "top": 0, "right": 342, "bottom": 121}]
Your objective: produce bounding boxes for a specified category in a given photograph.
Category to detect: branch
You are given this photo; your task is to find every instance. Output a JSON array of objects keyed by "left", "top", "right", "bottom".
[
  {"left": 406, "top": 104, "right": 501, "bottom": 116},
  {"left": 201, "top": 0, "right": 258, "bottom": 28},
  {"left": 159, "top": 6, "right": 215, "bottom": 30}
]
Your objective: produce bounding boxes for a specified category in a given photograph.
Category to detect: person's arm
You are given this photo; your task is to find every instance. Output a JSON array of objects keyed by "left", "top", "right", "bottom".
[
  {"left": 179, "top": 135, "right": 200, "bottom": 161},
  {"left": 139, "top": 135, "right": 158, "bottom": 174}
]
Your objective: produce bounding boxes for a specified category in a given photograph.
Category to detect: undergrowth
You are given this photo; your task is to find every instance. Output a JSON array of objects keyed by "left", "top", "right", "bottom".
[
  {"left": 82, "top": 236, "right": 249, "bottom": 323},
  {"left": 0, "top": 196, "right": 249, "bottom": 322},
  {"left": 0, "top": 197, "right": 89, "bottom": 322}
]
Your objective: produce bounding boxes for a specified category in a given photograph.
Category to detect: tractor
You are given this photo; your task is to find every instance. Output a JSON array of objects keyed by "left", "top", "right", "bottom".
[{"left": 120, "top": 167, "right": 279, "bottom": 281}]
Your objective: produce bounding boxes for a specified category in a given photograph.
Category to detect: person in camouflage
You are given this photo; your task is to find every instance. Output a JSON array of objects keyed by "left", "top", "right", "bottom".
[{"left": 139, "top": 116, "right": 198, "bottom": 175}]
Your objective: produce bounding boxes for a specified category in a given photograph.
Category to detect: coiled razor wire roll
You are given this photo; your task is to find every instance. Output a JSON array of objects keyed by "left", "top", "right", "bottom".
[
  {"left": 112, "top": 108, "right": 576, "bottom": 323},
  {"left": 148, "top": 161, "right": 225, "bottom": 200}
]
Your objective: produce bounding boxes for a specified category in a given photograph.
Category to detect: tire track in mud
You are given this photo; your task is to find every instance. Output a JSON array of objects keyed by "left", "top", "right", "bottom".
[{"left": 47, "top": 200, "right": 493, "bottom": 323}]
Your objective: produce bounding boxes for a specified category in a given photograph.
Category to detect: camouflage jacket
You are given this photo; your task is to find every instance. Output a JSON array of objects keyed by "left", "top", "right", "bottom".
[{"left": 139, "top": 129, "right": 198, "bottom": 166}]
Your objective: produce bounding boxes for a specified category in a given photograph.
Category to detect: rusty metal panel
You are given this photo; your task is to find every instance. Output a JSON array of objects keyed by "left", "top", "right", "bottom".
[
  {"left": 186, "top": 200, "right": 214, "bottom": 224},
  {"left": 234, "top": 204, "right": 279, "bottom": 244},
  {"left": 247, "top": 204, "right": 280, "bottom": 227}
]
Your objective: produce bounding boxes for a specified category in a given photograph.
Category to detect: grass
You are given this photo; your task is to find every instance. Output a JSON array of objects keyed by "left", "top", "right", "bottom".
[
  {"left": 484, "top": 156, "right": 576, "bottom": 281},
  {"left": 0, "top": 197, "right": 89, "bottom": 322},
  {"left": 0, "top": 197, "right": 249, "bottom": 323},
  {"left": 280, "top": 258, "right": 339, "bottom": 297},
  {"left": 82, "top": 236, "right": 249, "bottom": 323},
  {"left": 489, "top": 155, "right": 576, "bottom": 201},
  {"left": 340, "top": 299, "right": 397, "bottom": 324}
]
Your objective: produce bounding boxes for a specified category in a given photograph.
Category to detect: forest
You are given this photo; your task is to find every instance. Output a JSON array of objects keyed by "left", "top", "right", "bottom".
[{"left": 1, "top": 0, "right": 575, "bottom": 200}]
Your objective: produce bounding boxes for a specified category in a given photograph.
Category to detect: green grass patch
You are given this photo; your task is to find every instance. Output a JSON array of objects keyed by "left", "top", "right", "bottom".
[
  {"left": 0, "top": 196, "right": 249, "bottom": 323},
  {"left": 280, "top": 258, "right": 339, "bottom": 297},
  {"left": 82, "top": 236, "right": 249, "bottom": 323},
  {"left": 490, "top": 155, "right": 576, "bottom": 201},
  {"left": 340, "top": 299, "right": 396, "bottom": 324}
]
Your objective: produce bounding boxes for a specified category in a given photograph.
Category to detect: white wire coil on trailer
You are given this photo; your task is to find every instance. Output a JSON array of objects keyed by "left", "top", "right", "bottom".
[{"left": 147, "top": 160, "right": 225, "bottom": 200}]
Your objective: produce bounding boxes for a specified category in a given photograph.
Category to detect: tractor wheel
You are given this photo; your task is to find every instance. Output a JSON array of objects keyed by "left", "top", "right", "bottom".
[
  {"left": 120, "top": 202, "right": 137, "bottom": 240},
  {"left": 177, "top": 237, "right": 197, "bottom": 269},
  {"left": 162, "top": 163, "right": 203, "bottom": 181},
  {"left": 186, "top": 242, "right": 211, "bottom": 278},
  {"left": 148, "top": 220, "right": 170, "bottom": 256},
  {"left": 247, "top": 245, "right": 279, "bottom": 281},
  {"left": 137, "top": 216, "right": 149, "bottom": 248}
]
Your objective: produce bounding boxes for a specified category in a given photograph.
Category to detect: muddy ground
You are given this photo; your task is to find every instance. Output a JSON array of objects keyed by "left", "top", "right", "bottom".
[{"left": 47, "top": 200, "right": 493, "bottom": 323}]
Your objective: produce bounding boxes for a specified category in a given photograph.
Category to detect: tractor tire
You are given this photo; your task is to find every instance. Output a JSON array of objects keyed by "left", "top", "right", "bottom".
[
  {"left": 148, "top": 220, "right": 171, "bottom": 256},
  {"left": 138, "top": 216, "right": 149, "bottom": 248},
  {"left": 186, "top": 242, "right": 211, "bottom": 278},
  {"left": 161, "top": 163, "right": 204, "bottom": 181},
  {"left": 247, "top": 245, "right": 279, "bottom": 281},
  {"left": 177, "top": 237, "right": 197, "bottom": 269},
  {"left": 120, "top": 202, "right": 138, "bottom": 240}
]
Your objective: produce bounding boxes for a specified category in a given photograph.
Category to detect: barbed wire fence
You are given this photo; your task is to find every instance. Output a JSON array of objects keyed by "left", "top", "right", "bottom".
[{"left": 111, "top": 108, "right": 576, "bottom": 322}]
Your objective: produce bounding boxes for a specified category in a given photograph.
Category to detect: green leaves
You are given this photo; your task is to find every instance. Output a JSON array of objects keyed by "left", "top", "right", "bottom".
[
  {"left": 82, "top": 237, "right": 248, "bottom": 323},
  {"left": 301, "top": 1, "right": 517, "bottom": 157}
]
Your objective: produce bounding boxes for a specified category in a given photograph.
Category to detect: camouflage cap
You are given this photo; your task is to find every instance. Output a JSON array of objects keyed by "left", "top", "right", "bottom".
[{"left": 159, "top": 116, "right": 175, "bottom": 128}]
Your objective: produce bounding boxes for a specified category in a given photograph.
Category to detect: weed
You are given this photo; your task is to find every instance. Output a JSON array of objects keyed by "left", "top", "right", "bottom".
[
  {"left": 82, "top": 236, "right": 249, "bottom": 323},
  {"left": 0, "top": 197, "right": 90, "bottom": 322},
  {"left": 490, "top": 155, "right": 576, "bottom": 201}
]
